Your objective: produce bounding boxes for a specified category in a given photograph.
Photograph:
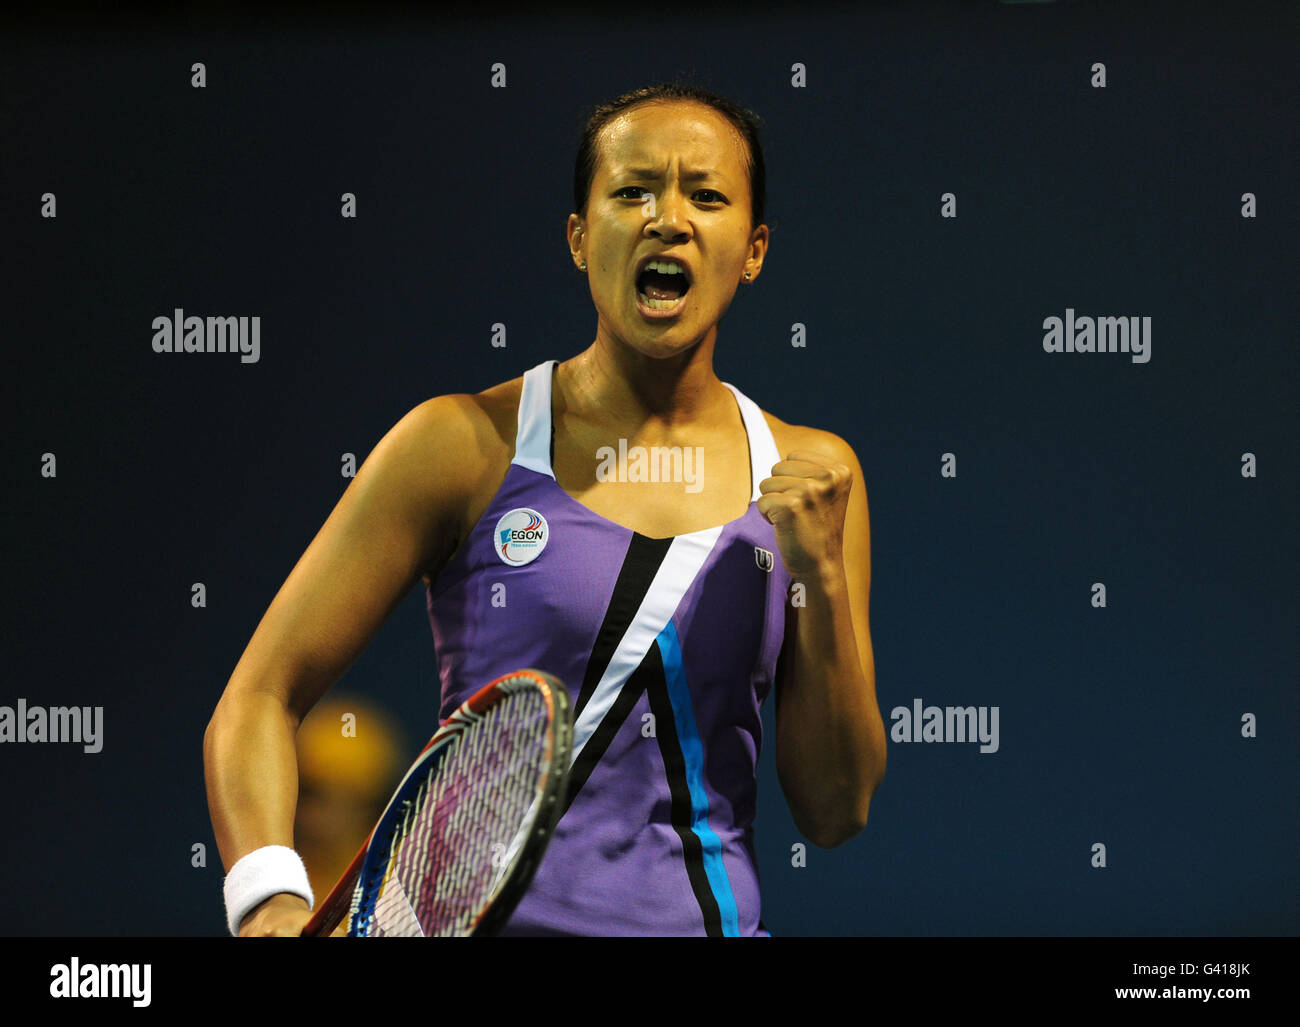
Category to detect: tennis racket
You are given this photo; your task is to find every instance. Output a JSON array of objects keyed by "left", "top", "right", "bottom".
[{"left": 301, "top": 667, "right": 572, "bottom": 937}]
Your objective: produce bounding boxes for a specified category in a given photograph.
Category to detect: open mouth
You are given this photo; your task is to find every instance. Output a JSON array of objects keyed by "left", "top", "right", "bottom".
[{"left": 635, "top": 264, "right": 691, "bottom": 311}]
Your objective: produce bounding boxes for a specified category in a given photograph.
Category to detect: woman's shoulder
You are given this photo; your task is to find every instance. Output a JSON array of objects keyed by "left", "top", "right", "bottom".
[
  {"left": 406, "top": 371, "right": 527, "bottom": 455},
  {"left": 752, "top": 404, "right": 860, "bottom": 469}
]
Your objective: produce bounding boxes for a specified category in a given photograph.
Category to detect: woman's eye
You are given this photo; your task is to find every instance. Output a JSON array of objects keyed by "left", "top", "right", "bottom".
[{"left": 616, "top": 187, "right": 725, "bottom": 204}]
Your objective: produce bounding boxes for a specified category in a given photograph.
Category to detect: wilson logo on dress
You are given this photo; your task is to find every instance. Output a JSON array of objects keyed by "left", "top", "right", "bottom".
[{"left": 754, "top": 547, "right": 774, "bottom": 573}]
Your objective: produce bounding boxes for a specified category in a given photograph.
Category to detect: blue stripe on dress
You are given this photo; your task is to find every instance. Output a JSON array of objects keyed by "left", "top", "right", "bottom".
[{"left": 656, "top": 618, "right": 741, "bottom": 936}]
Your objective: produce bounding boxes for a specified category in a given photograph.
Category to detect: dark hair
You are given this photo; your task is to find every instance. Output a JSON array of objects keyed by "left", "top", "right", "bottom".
[{"left": 573, "top": 82, "right": 766, "bottom": 230}]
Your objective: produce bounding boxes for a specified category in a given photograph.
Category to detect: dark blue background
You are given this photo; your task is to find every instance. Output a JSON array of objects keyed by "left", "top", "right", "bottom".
[{"left": 3, "top": 0, "right": 1296, "bottom": 935}]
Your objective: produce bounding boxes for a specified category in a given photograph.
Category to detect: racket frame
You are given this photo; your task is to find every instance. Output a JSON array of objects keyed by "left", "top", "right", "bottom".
[{"left": 301, "top": 668, "right": 571, "bottom": 937}]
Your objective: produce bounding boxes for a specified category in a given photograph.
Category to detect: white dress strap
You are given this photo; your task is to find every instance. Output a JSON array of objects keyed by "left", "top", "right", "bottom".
[
  {"left": 511, "top": 359, "right": 558, "bottom": 478},
  {"left": 721, "top": 381, "right": 780, "bottom": 502}
]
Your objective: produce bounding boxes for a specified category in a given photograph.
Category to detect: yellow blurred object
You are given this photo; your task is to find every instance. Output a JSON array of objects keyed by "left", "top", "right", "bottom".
[
  {"left": 297, "top": 696, "right": 403, "bottom": 803},
  {"left": 294, "top": 694, "right": 406, "bottom": 912}
]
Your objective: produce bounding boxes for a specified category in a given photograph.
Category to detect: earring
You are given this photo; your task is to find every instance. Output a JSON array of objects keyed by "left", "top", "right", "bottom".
[
  {"left": 580, "top": 261, "right": 587, "bottom": 271},
  {"left": 744, "top": 271, "right": 751, "bottom": 280}
]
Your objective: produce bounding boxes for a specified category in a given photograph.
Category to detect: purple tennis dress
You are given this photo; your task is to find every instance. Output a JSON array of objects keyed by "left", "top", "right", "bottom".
[{"left": 425, "top": 359, "right": 792, "bottom": 936}]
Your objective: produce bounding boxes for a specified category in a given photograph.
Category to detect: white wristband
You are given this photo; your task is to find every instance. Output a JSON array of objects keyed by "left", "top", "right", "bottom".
[{"left": 223, "top": 845, "right": 315, "bottom": 937}]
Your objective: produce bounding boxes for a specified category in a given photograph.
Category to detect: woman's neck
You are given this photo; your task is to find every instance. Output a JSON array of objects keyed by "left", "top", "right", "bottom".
[{"left": 561, "top": 338, "right": 730, "bottom": 433}]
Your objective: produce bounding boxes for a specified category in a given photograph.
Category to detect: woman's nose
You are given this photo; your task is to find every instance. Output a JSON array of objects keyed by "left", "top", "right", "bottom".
[{"left": 648, "top": 194, "right": 690, "bottom": 242}]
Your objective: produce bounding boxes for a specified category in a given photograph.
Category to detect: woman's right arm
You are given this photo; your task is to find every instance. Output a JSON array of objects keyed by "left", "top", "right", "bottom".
[{"left": 202, "top": 394, "right": 480, "bottom": 936}]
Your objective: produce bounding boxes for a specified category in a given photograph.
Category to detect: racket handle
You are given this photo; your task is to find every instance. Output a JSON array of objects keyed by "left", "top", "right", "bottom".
[{"left": 300, "top": 842, "right": 367, "bottom": 937}]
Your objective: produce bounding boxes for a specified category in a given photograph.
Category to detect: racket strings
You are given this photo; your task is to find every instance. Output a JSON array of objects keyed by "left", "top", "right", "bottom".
[{"left": 367, "top": 689, "right": 552, "bottom": 936}]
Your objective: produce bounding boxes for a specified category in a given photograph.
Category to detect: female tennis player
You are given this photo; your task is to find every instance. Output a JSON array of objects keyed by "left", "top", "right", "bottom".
[{"left": 204, "top": 82, "right": 886, "bottom": 937}]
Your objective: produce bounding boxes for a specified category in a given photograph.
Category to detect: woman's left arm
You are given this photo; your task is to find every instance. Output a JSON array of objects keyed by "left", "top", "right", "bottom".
[{"left": 760, "top": 433, "right": 886, "bottom": 848}]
